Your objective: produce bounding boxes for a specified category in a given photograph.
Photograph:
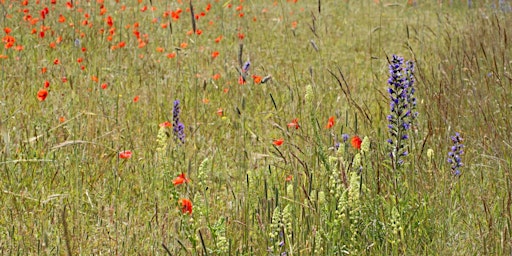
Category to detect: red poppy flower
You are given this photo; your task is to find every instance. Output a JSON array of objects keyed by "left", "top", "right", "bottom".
[
  {"left": 211, "top": 51, "right": 219, "bottom": 58},
  {"left": 326, "top": 116, "right": 335, "bottom": 129},
  {"left": 159, "top": 121, "right": 172, "bottom": 128},
  {"left": 118, "top": 150, "right": 132, "bottom": 159},
  {"left": 133, "top": 95, "right": 140, "bottom": 102},
  {"left": 285, "top": 175, "right": 293, "bottom": 182},
  {"left": 173, "top": 173, "right": 190, "bottom": 186},
  {"left": 351, "top": 136, "right": 362, "bottom": 150},
  {"left": 37, "top": 88, "right": 48, "bottom": 101},
  {"left": 287, "top": 118, "right": 300, "bottom": 130},
  {"left": 252, "top": 75, "right": 262, "bottom": 84},
  {"left": 238, "top": 76, "right": 246, "bottom": 85},
  {"left": 273, "top": 138, "right": 284, "bottom": 146},
  {"left": 179, "top": 198, "right": 193, "bottom": 214},
  {"left": 216, "top": 108, "right": 223, "bottom": 117},
  {"left": 44, "top": 80, "right": 50, "bottom": 88},
  {"left": 2, "top": 35, "right": 15, "bottom": 49}
]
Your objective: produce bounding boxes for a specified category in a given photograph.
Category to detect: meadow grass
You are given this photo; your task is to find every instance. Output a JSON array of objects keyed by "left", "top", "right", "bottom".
[{"left": 1, "top": 0, "right": 512, "bottom": 255}]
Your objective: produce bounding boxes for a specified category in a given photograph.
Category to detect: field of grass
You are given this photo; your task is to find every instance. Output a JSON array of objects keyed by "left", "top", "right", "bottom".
[{"left": 1, "top": 0, "right": 512, "bottom": 254}]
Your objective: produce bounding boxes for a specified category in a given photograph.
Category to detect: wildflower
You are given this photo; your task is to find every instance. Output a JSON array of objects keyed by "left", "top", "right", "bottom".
[
  {"left": 159, "top": 121, "right": 172, "bottom": 128},
  {"left": 291, "top": 21, "right": 298, "bottom": 29},
  {"left": 133, "top": 95, "right": 139, "bottom": 102},
  {"left": 360, "top": 136, "right": 370, "bottom": 153},
  {"left": 448, "top": 132, "right": 464, "bottom": 176},
  {"left": 334, "top": 142, "right": 341, "bottom": 151},
  {"left": 238, "top": 76, "right": 246, "bottom": 85},
  {"left": 172, "top": 100, "right": 185, "bottom": 144},
  {"left": 387, "top": 55, "right": 415, "bottom": 168},
  {"left": 287, "top": 118, "right": 300, "bottom": 129},
  {"left": 211, "top": 51, "right": 219, "bottom": 58},
  {"left": 173, "top": 173, "right": 190, "bottom": 185},
  {"left": 156, "top": 125, "right": 169, "bottom": 155},
  {"left": 44, "top": 81, "right": 50, "bottom": 88},
  {"left": 427, "top": 148, "right": 434, "bottom": 162},
  {"left": 101, "top": 83, "right": 108, "bottom": 89},
  {"left": 242, "top": 60, "right": 250, "bottom": 73},
  {"left": 351, "top": 136, "right": 362, "bottom": 150},
  {"left": 342, "top": 134, "right": 349, "bottom": 143},
  {"left": 273, "top": 138, "right": 284, "bottom": 146},
  {"left": 326, "top": 116, "right": 335, "bottom": 129},
  {"left": 37, "top": 89, "right": 48, "bottom": 101},
  {"left": 2, "top": 35, "right": 15, "bottom": 49},
  {"left": 214, "top": 35, "right": 222, "bottom": 43},
  {"left": 178, "top": 198, "right": 193, "bottom": 214},
  {"left": 118, "top": 150, "right": 132, "bottom": 159},
  {"left": 106, "top": 16, "right": 113, "bottom": 27},
  {"left": 216, "top": 108, "right": 223, "bottom": 117},
  {"left": 252, "top": 75, "right": 262, "bottom": 84}
]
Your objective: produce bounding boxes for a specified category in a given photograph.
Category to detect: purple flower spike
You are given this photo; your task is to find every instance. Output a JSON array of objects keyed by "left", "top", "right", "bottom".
[
  {"left": 387, "top": 55, "right": 416, "bottom": 168},
  {"left": 448, "top": 132, "right": 464, "bottom": 176},
  {"left": 172, "top": 99, "right": 185, "bottom": 144}
]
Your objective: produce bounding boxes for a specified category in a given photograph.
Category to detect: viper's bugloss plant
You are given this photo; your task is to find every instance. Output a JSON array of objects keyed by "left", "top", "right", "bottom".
[
  {"left": 448, "top": 132, "right": 464, "bottom": 176},
  {"left": 386, "top": 55, "right": 416, "bottom": 169},
  {"left": 172, "top": 99, "right": 185, "bottom": 144}
]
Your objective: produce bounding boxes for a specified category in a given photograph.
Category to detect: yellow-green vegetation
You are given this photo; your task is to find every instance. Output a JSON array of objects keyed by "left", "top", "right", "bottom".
[{"left": 1, "top": 0, "right": 511, "bottom": 254}]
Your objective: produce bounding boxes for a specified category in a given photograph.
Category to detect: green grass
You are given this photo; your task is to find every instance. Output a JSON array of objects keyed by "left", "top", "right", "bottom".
[{"left": 1, "top": 0, "right": 512, "bottom": 254}]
